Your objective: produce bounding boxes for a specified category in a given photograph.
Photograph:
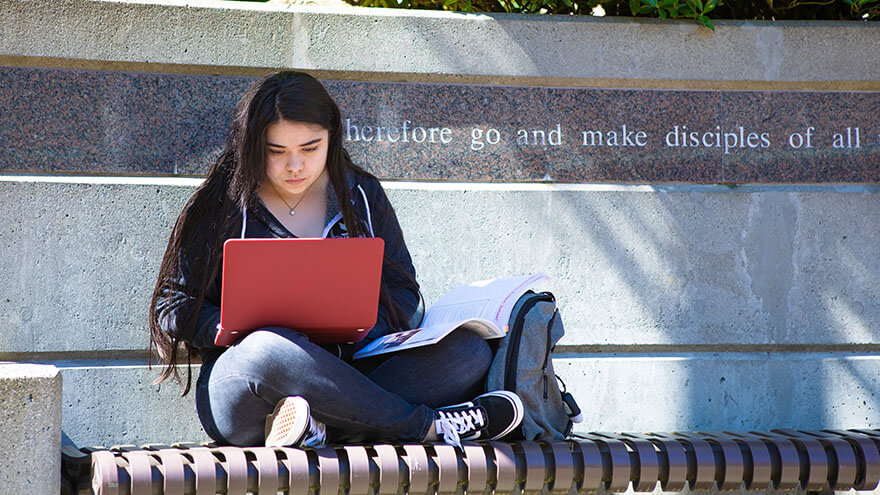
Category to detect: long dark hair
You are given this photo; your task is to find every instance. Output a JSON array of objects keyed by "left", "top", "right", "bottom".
[{"left": 149, "top": 71, "right": 412, "bottom": 394}]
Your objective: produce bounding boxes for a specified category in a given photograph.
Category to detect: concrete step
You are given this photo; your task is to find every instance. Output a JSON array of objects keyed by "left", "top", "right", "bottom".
[{"left": 55, "top": 353, "right": 880, "bottom": 447}]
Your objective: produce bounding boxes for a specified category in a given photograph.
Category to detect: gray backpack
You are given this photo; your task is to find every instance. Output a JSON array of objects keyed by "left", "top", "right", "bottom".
[{"left": 485, "top": 291, "right": 579, "bottom": 440}]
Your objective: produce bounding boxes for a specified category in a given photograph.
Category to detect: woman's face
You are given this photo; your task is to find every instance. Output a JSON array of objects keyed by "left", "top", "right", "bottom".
[{"left": 263, "top": 119, "right": 330, "bottom": 200}]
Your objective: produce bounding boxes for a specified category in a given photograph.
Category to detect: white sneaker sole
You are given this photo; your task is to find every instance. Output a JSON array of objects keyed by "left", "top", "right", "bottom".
[{"left": 265, "top": 396, "right": 310, "bottom": 447}]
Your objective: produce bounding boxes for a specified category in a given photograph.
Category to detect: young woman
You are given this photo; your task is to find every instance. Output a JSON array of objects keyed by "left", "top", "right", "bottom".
[{"left": 148, "top": 71, "right": 523, "bottom": 448}]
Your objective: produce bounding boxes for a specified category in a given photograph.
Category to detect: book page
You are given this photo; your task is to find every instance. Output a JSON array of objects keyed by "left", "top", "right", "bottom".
[
  {"left": 422, "top": 273, "right": 549, "bottom": 331},
  {"left": 353, "top": 273, "right": 549, "bottom": 360},
  {"left": 353, "top": 317, "right": 501, "bottom": 359},
  {"left": 422, "top": 300, "right": 490, "bottom": 324}
]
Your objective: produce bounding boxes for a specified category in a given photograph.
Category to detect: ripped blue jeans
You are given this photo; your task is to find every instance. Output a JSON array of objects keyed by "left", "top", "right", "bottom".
[{"left": 195, "top": 327, "right": 492, "bottom": 446}]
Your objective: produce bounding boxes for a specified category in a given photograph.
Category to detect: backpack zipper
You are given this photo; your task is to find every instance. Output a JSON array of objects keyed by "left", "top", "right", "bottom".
[
  {"left": 503, "top": 292, "right": 555, "bottom": 391},
  {"left": 541, "top": 309, "right": 558, "bottom": 371},
  {"left": 541, "top": 309, "right": 559, "bottom": 399}
]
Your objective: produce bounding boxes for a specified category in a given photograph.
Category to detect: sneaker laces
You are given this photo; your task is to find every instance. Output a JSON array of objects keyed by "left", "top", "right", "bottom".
[
  {"left": 435, "top": 408, "right": 485, "bottom": 448},
  {"left": 301, "top": 417, "right": 327, "bottom": 448}
]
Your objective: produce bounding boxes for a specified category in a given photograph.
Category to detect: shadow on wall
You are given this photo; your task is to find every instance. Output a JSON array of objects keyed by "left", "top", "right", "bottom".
[
  {"left": 400, "top": 183, "right": 880, "bottom": 431},
  {"left": 547, "top": 187, "right": 880, "bottom": 430}
]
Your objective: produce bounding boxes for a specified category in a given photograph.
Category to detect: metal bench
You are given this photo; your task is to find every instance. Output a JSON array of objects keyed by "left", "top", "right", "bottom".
[{"left": 61, "top": 429, "right": 880, "bottom": 495}]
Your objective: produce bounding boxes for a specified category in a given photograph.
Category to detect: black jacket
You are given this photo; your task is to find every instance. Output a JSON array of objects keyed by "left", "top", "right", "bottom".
[{"left": 155, "top": 172, "right": 422, "bottom": 359}]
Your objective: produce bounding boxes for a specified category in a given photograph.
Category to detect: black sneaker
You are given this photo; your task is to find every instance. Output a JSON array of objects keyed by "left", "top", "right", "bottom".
[{"left": 434, "top": 390, "right": 524, "bottom": 447}]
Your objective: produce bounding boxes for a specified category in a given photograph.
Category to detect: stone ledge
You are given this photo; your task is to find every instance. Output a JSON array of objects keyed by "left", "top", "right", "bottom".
[
  {"left": 1, "top": 0, "right": 878, "bottom": 84},
  {"left": 0, "top": 363, "right": 62, "bottom": 494}
]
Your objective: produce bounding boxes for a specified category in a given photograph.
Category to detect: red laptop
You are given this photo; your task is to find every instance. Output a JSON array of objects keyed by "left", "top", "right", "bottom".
[{"left": 215, "top": 237, "right": 385, "bottom": 346}]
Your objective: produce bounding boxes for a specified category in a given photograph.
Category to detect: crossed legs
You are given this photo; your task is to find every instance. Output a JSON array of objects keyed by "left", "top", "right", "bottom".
[{"left": 196, "top": 327, "right": 492, "bottom": 446}]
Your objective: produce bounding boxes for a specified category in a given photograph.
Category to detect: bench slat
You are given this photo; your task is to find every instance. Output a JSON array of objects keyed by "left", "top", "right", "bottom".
[
  {"left": 580, "top": 433, "right": 632, "bottom": 492},
  {"left": 490, "top": 441, "right": 517, "bottom": 493},
  {"left": 801, "top": 430, "right": 859, "bottom": 490},
  {"left": 520, "top": 441, "right": 546, "bottom": 494},
  {"left": 315, "top": 446, "right": 341, "bottom": 495},
  {"left": 153, "top": 449, "right": 186, "bottom": 495},
  {"left": 745, "top": 431, "right": 801, "bottom": 490},
  {"left": 462, "top": 443, "right": 489, "bottom": 494},
  {"left": 769, "top": 429, "right": 830, "bottom": 491},
  {"left": 826, "top": 429, "right": 880, "bottom": 491},
  {"left": 374, "top": 444, "right": 402, "bottom": 495},
  {"left": 246, "top": 447, "right": 280, "bottom": 495},
  {"left": 182, "top": 448, "right": 217, "bottom": 495},
  {"left": 574, "top": 439, "right": 604, "bottom": 491},
  {"left": 403, "top": 444, "right": 432, "bottom": 495},
  {"left": 91, "top": 450, "right": 120, "bottom": 495},
  {"left": 120, "top": 451, "right": 152, "bottom": 495},
  {"left": 217, "top": 447, "right": 248, "bottom": 495},
  {"left": 548, "top": 441, "right": 574, "bottom": 493},
  {"left": 605, "top": 433, "right": 660, "bottom": 492},
  {"left": 717, "top": 431, "right": 773, "bottom": 491},
  {"left": 343, "top": 445, "right": 372, "bottom": 495}
]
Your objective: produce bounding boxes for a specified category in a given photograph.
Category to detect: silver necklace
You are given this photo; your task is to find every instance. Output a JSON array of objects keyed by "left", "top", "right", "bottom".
[{"left": 269, "top": 180, "right": 312, "bottom": 216}]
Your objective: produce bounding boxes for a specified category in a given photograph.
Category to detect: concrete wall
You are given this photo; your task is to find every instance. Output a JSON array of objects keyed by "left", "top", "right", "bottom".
[
  {"left": 4, "top": 177, "right": 880, "bottom": 446},
  {"left": 1, "top": 0, "right": 879, "bottom": 450}
]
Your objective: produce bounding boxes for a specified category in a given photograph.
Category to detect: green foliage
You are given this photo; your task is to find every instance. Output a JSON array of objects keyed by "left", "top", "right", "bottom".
[
  {"left": 629, "top": 0, "right": 721, "bottom": 29},
  {"left": 342, "top": 0, "right": 880, "bottom": 25},
  {"left": 842, "top": 0, "right": 880, "bottom": 18}
]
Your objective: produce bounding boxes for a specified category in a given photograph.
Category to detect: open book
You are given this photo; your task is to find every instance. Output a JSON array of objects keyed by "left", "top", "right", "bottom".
[{"left": 353, "top": 273, "right": 549, "bottom": 359}]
